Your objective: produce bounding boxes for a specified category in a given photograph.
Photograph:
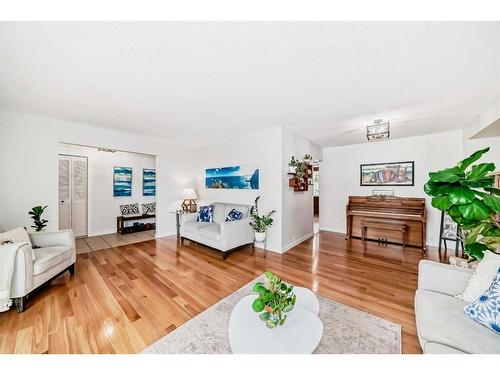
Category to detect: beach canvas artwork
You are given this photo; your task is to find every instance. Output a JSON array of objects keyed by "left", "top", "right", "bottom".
[
  {"left": 143, "top": 168, "right": 156, "bottom": 196},
  {"left": 113, "top": 167, "right": 132, "bottom": 196},
  {"left": 360, "top": 161, "right": 414, "bottom": 186},
  {"left": 205, "top": 165, "right": 259, "bottom": 189}
]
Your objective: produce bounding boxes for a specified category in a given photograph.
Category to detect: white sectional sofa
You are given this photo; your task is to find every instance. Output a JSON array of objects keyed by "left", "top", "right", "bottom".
[
  {"left": 415, "top": 260, "right": 500, "bottom": 354},
  {"left": 180, "top": 202, "right": 254, "bottom": 259}
]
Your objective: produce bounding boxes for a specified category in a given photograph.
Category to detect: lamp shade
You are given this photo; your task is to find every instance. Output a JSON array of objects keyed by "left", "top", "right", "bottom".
[{"left": 181, "top": 188, "right": 198, "bottom": 200}]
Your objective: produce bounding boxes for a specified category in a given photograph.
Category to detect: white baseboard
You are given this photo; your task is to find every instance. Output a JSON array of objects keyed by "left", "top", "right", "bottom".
[
  {"left": 282, "top": 232, "right": 314, "bottom": 253},
  {"left": 155, "top": 231, "right": 176, "bottom": 239}
]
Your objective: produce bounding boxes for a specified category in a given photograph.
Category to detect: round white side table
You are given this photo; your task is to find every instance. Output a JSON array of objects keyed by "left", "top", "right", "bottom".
[{"left": 228, "top": 294, "right": 323, "bottom": 354}]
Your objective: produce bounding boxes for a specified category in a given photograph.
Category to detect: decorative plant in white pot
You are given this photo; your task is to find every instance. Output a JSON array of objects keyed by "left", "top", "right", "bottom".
[{"left": 249, "top": 196, "right": 276, "bottom": 242}]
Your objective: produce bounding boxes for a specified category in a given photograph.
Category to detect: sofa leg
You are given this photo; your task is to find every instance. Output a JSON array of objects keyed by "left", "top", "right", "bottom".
[
  {"left": 222, "top": 252, "right": 228, "bottom": 260},
  {"left": 14, "top": 296, "right": 26, "bottom": 313},
  {"left": 69, "top": 264, "right": 75, "bottom": 276}
]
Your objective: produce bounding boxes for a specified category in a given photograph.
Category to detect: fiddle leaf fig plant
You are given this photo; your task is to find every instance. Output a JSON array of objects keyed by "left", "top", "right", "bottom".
[
  {"left": 252, "top": 271, "right": 296, "bottom": 329},
  {"left": 424, "top": 147, "right": 500, "bottom": 260},
  {"left": 29, "top": 205, "right": 49, "bottom": 232},
  {"left": 249, "top": 196, "right": 276, "bottom": 233}
]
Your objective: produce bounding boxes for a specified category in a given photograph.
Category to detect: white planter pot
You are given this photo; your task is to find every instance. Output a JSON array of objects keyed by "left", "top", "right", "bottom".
[
  {"left": 288, "top": 166, "right": 296, "bottom": 174},
  {"left": 254, "top": 231, "right": 267, "bottom": 243}
]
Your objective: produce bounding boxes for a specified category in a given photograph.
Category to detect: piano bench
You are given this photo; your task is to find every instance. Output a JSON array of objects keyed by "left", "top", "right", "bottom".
[{"left": 360, "top": 219, "right": 407, "bottom": 248}]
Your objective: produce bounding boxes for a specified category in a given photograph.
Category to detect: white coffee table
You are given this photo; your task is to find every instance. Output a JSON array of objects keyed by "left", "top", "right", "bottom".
[{"left": 228, "top": 291, "right": 323, "bottom": 354}]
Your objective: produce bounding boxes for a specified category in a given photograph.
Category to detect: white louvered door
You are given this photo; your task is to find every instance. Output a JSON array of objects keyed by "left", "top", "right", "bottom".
[{"left": 58, "top": 155, "right": 88, "bottom": 237}]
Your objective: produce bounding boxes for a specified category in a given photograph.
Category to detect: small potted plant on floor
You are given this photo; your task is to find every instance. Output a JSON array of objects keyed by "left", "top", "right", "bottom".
[
  {"left": 252, "top": 271, "right": 296, "bottom": 328},
  {"left": 249, "top": 196, "right": 276, "bottom": 243}
]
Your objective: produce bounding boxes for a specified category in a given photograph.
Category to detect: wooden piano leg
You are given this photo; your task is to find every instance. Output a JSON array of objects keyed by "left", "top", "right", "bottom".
[
  {"left": 402, "top": 228, "right": 406, "bottom": 249},
  {"left": 345, "top": 215, "right": 351, "bottom": 240}
]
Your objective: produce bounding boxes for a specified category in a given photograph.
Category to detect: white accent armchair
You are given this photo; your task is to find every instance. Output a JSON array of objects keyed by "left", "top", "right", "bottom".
[
  {"left": 180, "top": 202, "right": 254, "bottom": 259},
  {"left": 11, "top": 229, "right": 76, "bottom": 312}
]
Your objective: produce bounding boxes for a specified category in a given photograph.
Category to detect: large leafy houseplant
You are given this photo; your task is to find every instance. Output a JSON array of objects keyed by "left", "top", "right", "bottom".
[
  {"left": 424, "top": 147, "right": 500, "bottom": 260},
  {"left": 252, "top": 271, "right": 296, "bottom": 329},
  {"left": 29, "top": 205, "right": 48, "bottom": 232},
  {"left": 249, "top": 196, "right": 276, "bottom": 233}
]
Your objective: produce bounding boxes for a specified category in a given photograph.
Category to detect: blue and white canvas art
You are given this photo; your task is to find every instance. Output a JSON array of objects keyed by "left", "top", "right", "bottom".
[
  {"left": 143, "top": 169, "right": 156, "bottom": 196},
  {"left": 205, "top": 165, "right": 259, "bottom": 190},
  {"left": 113, "top": 167, "right": 132, "bottom": 197}
]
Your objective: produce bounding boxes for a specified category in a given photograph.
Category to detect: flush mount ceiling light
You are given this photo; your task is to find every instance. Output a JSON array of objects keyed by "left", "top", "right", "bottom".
[
  {"left": 98, "top": 148, "right": 116, "bottom": 153},
  {"left": 366, "top": 119, "right": 390, "bottom": 141}
]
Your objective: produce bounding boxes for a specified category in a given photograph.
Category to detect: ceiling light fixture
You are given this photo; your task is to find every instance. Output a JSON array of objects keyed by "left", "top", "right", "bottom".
[
  {"left": 98, "top": 148, "right": 116, "bottom": 153},
  {"left": 367, "top": 119, "right": 390, "bottom": 141}
]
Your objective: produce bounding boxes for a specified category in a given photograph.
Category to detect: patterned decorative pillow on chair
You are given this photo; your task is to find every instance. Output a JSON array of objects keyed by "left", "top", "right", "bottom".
[
  {"left": 141, "top": 202, "right": 156, "bottom": 215},
  {"left": 225, "top": 209, "right": 243, "bottom": 222},
  {"left": 464, "top": 267, "right": 500, "bottom": 334},
  {"left": 197, "top": 205, "right": 214, "bottom": 223},
  {"left": 120, "top": 203, "right": 139, "bottom": 216}
]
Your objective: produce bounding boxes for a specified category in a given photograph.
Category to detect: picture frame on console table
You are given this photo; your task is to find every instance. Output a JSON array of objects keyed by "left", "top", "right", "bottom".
[{"left": 360, "top": 161, "right": 414, "bottom": 186}]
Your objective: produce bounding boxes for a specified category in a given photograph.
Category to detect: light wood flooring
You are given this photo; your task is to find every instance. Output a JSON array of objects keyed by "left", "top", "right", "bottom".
[
  {"left": 76, "top": 230, "right": 156, "bottom": 253},
  {"left": 0, "top": 231, "right": 450, "bottom": 354}
]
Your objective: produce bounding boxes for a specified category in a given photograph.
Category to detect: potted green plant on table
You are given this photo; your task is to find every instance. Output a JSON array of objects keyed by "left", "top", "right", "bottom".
[
  {"left": 252, "top": 271, "right": 296, "bottom": 329},
  {"left": 424, "top": 147, "right": 500, "bottom": 260},
  {"left": 249, "top": 196, "right": 276, "bottom": 243},
  {"left": 29, "top": 205, "right": 49, "bottom": 232}
]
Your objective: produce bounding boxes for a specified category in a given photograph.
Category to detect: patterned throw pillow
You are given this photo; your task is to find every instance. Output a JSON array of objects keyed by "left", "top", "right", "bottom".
[
  {"left": 464, "top": 267, "right": 500, "bottom": 334},
  {"left": 197, "top": 205, "right": 214, "bottom": 223},
  {"left": 120, "top": 203, "right": 139, "bottom": 216},
  {"left": 141, "top": 202, "right": 156, "bottom": 215},
  {"left": 225, "top": 209, "right": 243, "bottom": 222}
]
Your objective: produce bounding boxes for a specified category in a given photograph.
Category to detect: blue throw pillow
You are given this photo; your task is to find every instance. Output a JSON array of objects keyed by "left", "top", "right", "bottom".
[
  {"left": 197, "top": 205, "right": 213, "bottom": 223},
  {"left": 464, "top": 267, "right": 500, "bottom": 334},
  {"left": 225, "top": 209, "right": 243, "bottom": 222}
]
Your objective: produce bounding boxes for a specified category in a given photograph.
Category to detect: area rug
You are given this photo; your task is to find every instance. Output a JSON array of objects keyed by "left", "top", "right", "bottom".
[{"left": 142, "top": 276, "right": 401, "bottom": 354}]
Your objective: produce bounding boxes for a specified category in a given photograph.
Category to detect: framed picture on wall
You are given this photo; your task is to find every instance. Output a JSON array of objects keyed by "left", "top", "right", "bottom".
[
  {"left": 360, "top": 161, "right": 414, "bottom": 186},
  {"left": 205, "top": 164, "right": 259, "bottom": 189},
  {"left": 113, "top": 166, "right": 132, "bottom": 196},
  {"left": 143, "top": 168, "right": 156, "bottom": 196}
]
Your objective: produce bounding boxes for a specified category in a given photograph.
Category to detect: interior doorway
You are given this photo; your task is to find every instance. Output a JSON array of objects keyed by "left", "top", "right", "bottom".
[{"left": 58, "top": 154, "right": 88, "bottom": 237}]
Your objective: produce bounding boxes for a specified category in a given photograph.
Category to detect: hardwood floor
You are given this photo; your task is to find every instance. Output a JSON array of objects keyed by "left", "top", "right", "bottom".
[{"left": 0, "top": 231, "right": 450, "bottom": 354}]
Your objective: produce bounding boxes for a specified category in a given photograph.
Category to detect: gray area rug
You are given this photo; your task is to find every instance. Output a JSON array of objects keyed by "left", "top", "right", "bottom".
[{"left": 142, "top": 276, "right": 401, "bottom": 354}]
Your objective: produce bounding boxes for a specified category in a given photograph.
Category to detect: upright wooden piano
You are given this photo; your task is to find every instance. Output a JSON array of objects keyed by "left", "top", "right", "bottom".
[{"left": 346, "top": 195, "right": 427, "bottom": 250}]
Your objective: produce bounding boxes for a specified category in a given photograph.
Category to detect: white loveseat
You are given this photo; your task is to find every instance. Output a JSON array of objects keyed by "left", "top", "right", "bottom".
[
  {"left": 11, "top": 229, "right": 76, "bottom": 312},
  {"left": 180, "top": 202, "right": 254, "bottom": 259},
  {"left": 415, "top": 260, "right": 500, "bottom": 354}
]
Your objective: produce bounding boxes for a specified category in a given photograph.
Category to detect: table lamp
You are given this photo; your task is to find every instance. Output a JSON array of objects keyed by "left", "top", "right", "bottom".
[{"left": 181, "top": 188, "right": 198, "bottom": 212}]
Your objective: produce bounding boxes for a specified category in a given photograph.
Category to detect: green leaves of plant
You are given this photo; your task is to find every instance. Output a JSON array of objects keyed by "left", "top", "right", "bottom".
[
  {"left": 464, "top": 243, "right": 489, "bottom": 260},
  {"left": 457, "top": 147, "right": 490, "bottom": 172},
  {"left": 448, "top": 186, "right": 476, "bottom": 205},
  {"left": 482, "top": 193, "right": 500, "bottom": 213},
  {"left": 465, "top": 163, "right": 496, "bottom": 179},
  {"left": 431, "top": 196, "right": 452, "bottom": 211},
  {"left": 458, "top": 199, "right": 491, "bottom": 221},
  {"left": 428, "top": 167, "right": 462, "bottom": 183},
  {"left": 252, "top": 298, "right": 265, "bottom": 312}
]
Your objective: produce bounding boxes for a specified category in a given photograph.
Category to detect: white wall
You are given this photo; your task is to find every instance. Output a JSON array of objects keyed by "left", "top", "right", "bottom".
[
  {"left": 319, "top": 130, "right": 464, "bottom": 247},
  {"left": 193, "top": 127, "right": 284, "bottom": 252},
  {"left": 281, "top": 128, "right": 322, "bottom": 251},
  {"left": 0, "top": 109, "right": 197, "bottom": 237},
  {"left": 58, "top": 144, "right": 156, "bottom": 236}
]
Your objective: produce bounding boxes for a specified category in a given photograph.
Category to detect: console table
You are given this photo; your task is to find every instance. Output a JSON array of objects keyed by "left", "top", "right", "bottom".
[{"left": 116, "top": 214, "right": 156, "bottom": 234}]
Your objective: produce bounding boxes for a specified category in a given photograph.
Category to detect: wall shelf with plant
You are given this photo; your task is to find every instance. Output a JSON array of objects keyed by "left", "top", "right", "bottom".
[{"left": 288, "top": 154, "right": 313, "bottom": 192}]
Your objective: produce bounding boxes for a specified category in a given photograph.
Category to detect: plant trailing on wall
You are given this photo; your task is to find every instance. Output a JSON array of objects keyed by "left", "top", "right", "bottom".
[
  {"left": 29, "top": 205, "right": 48, "bottom": 232},
  {"left": 252, "top": 271, "right": 296, "bottom": 329},
  {"left": 249, "top": 196, "right": 276, "bottom": 233},
  {"left": 424, "top": 147, "right": 500, "bottom": 260},
  {"left": 288, "top": 154, "right": 313, "bottom": 181}
]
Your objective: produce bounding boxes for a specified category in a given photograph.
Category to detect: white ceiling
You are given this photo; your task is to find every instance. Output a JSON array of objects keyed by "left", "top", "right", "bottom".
[{"left": 1, "top": 22, "right": 499, "bottom": 147}]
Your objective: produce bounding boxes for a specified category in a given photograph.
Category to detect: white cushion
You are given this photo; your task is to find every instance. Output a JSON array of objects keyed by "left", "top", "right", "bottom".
[
  {"left": 212, "top": 204, "right": 226, "bottom": 225},
  {"left": 415, "top": 289, "right": 500, "bottom": 353},
  {"left": 0, "top": 227, "right": 35, "bottom": 260},
  {"left": 33, "top": 246, "right": 72, "bottom": 275},
  {"left": 199, "top": 224, "right": 221, "bottom": 241},
  {"left": 460, "top": 251, "right": 500, "bottom": 302}
]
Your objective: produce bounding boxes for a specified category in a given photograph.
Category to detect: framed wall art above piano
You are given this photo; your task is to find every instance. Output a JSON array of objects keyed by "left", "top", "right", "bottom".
[{"left": 360, "top": 161, "right": 414, "bottom": 186}]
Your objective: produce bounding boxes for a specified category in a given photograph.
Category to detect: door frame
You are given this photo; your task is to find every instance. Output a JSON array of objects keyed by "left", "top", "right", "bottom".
[{"left": 58, "top": 153, "right": 89, "bottom": 238}]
